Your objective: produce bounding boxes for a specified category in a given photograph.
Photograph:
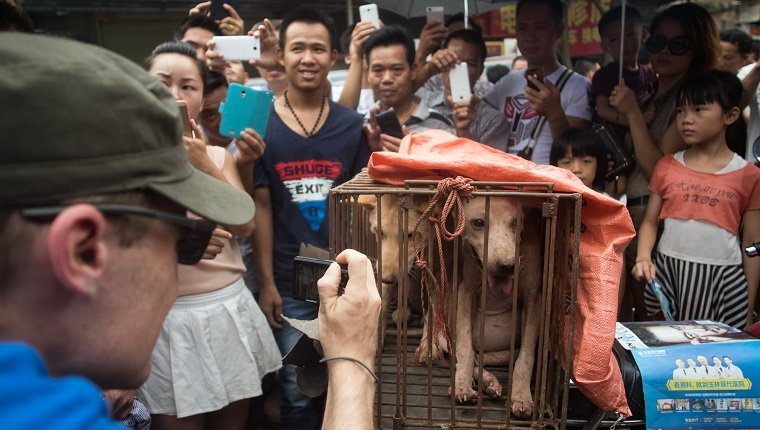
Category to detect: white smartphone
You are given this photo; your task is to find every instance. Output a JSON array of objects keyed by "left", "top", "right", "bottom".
[
  {"left": 449, "top": 62, "right": 471, "bottom": 103},
  {"left": 212, "top": 35, "right": 260, "bottom": 61},
  {"left": 426, "top": 6, "right": 444, "bottom": 25},
  {"left": 359, "top": 4, "right": 381, "bottom": 29}
]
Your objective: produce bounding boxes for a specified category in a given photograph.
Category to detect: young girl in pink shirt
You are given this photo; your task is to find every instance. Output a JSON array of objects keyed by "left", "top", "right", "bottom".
[{"left": 633, "top": 70, "right": 760, "bottom": 328}]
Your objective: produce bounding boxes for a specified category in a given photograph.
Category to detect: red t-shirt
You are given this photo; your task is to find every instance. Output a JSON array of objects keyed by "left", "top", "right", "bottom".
[{"left": 650, "top": 155, "right": 760, "bottom": 234}]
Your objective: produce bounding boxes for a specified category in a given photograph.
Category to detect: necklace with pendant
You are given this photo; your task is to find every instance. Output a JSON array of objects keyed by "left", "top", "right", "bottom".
[{"left": 284, "top": 90, "right": 326, "bottom": 137}]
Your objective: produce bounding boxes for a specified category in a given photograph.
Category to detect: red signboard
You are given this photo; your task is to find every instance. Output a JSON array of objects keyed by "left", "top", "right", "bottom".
[{"left": 477, "top": 0, "right": 613, "bottom": 57}]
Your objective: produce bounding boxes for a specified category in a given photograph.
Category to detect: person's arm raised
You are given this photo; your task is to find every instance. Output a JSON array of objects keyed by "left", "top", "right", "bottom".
[{"left": 338, "top": 21, "right": 376, "bottom": 110}]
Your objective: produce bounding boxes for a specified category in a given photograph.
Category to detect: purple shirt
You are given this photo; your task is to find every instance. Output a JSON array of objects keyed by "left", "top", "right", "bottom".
[{"left": 591, "top": 62, "right": 655, "bottom": 106}]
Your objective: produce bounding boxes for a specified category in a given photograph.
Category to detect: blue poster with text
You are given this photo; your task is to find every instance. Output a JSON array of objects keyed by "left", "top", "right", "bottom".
[{"left": 616, "top": 321, "right": 760, "bottom": 430}]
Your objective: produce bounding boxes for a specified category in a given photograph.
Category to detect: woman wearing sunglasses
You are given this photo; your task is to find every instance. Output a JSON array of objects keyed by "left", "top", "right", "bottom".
[{"left": 608, "top": 3, "right": 721, "bottom": 323}]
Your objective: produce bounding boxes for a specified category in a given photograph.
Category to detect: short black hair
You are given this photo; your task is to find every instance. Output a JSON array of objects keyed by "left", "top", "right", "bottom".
[
  {"left": 279, "top": 8, "right": 337, "bottom": 51},
  {"left": 676, "top": 69, "right": 742, "bottom": 113},
  {"left": 204, "top": 71, "right": 228, "bottom": 96},
  {"left": 340, "top": 22, "right": 355, "bottom": 56},
  {"left": 445, "top": 29, "right": 487, "bottom": 65},
  {"left": 363, "top": 25, "right": 416, "bottom": 66},
  {"left": 550, "top": 128, "right": 607, "bottom": 190},
  {"left": 142, "top": 41, "right": 209, "bottom": 89},
  {"left": 445, "top": 12, "right": 483, "bottom": 35},
  {"left": 512, "top": 55, "right": 526, "bottom": 68},
  {"left": 574, "top": 58, "right": 599, "bottom": 76},
  {"left": 486, "top": 64, "right": 510, "bottom": 83},
  {"left": 174, "top": 14, "right": 222, "bottom": 40},
  {"left": 597, "top": 5, "right": 643, "bottom": 37},
  {"left": 516, "top": 0, "right": 563, "bottom": 24},
  {"left": 720, "top": 29, "right": 754, "bottom": 56},
  {"left": 0, "top": 2, "right": 34, "bottom": 33}
]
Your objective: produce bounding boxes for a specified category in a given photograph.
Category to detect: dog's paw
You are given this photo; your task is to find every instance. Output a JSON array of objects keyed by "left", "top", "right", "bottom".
[
  {"left": 449, "top": 382, "right": 478, "bottom": 403},
  {"left": 509, "top": 397, "right": 534, "bottom": 419},
  {"left": 414, "top": 339, "right": 444, "bottom": 365},
  {"left": 477, "top": 369, "right": 502, "bottom": 399}
]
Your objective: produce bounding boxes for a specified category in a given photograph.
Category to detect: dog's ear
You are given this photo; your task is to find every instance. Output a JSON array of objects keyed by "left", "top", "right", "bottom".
[{"left": 357, "top": 194, "right": 377, "bottom": 210}]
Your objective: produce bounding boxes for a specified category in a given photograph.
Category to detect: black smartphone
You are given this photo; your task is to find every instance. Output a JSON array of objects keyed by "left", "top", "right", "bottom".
[
  {"left": 375, "top": 108, "right": 405, "bottom": 139},
  {"left": 292, "top": 256, "right": 348, "bottom": 303},
  {"left": 209, "top": 0, "right": 241, "bottom": 20},
  {"left": 525, "top": 67, "right": 544, "bottom": 91}
]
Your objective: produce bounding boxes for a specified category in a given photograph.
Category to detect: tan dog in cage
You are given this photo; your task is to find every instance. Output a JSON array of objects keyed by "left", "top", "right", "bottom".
[
  {"left": 452, "top": 196, "right": 542, "bottom": 419},
  {"left": 359, "top": 194, "right": 441, "bottom": 358}
]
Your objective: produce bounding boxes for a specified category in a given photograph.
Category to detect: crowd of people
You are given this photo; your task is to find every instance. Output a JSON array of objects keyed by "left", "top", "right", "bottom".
[{"left": 1, "top": 0, "right": 759, "bottom": 428}]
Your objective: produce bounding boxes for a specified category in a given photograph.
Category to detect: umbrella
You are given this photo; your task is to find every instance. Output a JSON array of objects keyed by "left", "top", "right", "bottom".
[{"left": 369, "top": 0, "right": 513, "bottom": 25}]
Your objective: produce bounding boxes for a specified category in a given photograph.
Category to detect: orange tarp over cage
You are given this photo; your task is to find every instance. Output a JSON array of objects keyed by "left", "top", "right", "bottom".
[{"left": 367, "top": 129, "right": 635, "bottom": 417}]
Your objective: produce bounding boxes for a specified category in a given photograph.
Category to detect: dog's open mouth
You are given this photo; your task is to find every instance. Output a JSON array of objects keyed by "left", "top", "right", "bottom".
[{"left": 487, "top": 273, "right": 513, "bottom": 299}]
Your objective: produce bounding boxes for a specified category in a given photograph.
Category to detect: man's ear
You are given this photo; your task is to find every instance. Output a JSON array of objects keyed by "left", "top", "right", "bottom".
[
  {"left": 410, "top": 61, "right": 418, "bottom": 83},
  {"left": 330, "top": 48, "right": 338, "bottom": 67},
  {"left": 46, "top": 205, "right": 109, "bottom": 296},
  {"left": 276, "top": 45, "right": 285, "bottom": 67}
]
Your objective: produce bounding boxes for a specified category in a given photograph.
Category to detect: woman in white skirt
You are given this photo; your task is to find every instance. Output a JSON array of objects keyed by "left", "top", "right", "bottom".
[{"left": 139, "top": 41, "right": 281, "bottom": 430}]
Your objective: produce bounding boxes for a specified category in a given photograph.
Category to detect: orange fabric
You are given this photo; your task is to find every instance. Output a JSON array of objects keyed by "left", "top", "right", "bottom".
[{"left": 367, "top": 130, "right": 635, "bottom": 416}]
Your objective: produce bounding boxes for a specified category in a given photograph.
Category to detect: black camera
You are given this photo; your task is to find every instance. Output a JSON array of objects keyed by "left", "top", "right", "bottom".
[{"left": 292, "top": 256, "right": 348, "bottom": 303}]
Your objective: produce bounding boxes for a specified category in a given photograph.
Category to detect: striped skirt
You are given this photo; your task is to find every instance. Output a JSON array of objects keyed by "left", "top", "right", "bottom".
[{"left": 644, "top": 252, "right": 748, "bottom": 328}]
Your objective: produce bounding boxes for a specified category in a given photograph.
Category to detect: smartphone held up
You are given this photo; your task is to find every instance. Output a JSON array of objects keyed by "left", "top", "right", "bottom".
[{"left": 525, "top": 67, "right": 544, "bottom": 91}]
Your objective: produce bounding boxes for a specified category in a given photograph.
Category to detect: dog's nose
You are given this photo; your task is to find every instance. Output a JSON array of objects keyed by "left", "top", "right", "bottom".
[{"left": 496, "top": 262, "right": 514, "bottom": 274}]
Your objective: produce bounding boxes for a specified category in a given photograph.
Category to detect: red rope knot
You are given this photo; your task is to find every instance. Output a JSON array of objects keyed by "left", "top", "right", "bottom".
[{"left": 436, "top": 176, "right": 474, "bottom": 241}]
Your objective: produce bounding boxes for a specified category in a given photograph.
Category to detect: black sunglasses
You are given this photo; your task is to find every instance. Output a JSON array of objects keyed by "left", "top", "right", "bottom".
[
  {"left": 21, "top": 203, "right": 216, "bottom": 265},
  {"left": 646, "top": 34, "right": 691, "bottom": 56}
]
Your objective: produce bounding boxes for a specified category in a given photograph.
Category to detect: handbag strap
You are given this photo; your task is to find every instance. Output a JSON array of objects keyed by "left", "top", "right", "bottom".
[{"left": 528, "top": 68, "right": 573, "bottom": 141}]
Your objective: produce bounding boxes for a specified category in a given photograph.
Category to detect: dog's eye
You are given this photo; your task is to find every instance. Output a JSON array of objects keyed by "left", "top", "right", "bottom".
[
  {"left": 407, "top": 232, "right": 415, "bottom": 239},
  {"left": 472, "top": 219, "right": 485, "bottom": 229},
  {"left": 511, "top": 218, "right": 518, "bottom": 231}
]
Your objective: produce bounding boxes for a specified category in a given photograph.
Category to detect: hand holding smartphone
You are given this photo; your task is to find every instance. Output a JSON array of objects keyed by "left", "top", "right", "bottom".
[
  {"left": 177, "top": 100, "right": 193, "bottom": 137},
  {"left": 212, "top": 35, "right": 261, "bottom": 61},
  {"left": 359, "top": 4, "right": 381, "bottom": 29},
  {"left": 209, "top": 0, "right": 241, "bottom": 20},
  {"left": 525, "top": 67, "right": 544, "bottom": 91},
  {"left": 374, "top": 108, "right": 405, "bottom": 139},
  {"left": 448, "top": 62, "right": 471, "bottom": 103},
  {"left": 219, "top": 83, "right": 274, "bottom": 139},
  {"left": 426, "top": 6, "right": 444, "bottom": 25}
]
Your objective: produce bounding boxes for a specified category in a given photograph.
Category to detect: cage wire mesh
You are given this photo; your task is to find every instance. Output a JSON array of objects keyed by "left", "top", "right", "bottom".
[{"left": 328, "top": 171, "right": 583, "bottom": 430}]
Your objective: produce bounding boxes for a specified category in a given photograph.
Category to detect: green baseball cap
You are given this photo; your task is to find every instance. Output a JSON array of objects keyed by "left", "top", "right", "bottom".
[{"left": 0, "top": 33, "right": 254, "bottom": 226}]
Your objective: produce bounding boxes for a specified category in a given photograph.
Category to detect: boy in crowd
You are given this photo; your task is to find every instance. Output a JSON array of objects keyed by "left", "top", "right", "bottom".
[
  {"left": 251, "top": 9, "right": 371, "bottom": 429},
  {"left": 591, "top": 5, "right": 654, "bottom": 130},
  {"left": 484, "top": 0, "right": 591, "bottom": 164},
  {"left": 334, "top": 20, "right": 377, "bottom": 114},
  {"left": 364, "top": 25, "right": 454, "bottom": 152},
  {"left": 719, "top": 29, "right": 755, "bottom": 75}
]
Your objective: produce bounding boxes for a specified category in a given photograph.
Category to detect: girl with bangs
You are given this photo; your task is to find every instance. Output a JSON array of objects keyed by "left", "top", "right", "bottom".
[{"left": 631, "top": 70, "right": 760, "bottom": 328}]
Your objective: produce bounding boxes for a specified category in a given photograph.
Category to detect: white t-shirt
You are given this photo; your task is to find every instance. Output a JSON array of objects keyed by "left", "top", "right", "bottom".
[{"left": 484, "top": 66, "right": 592, "bottom": 165}]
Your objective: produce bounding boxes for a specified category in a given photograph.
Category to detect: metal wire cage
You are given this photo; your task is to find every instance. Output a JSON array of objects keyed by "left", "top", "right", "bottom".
[{"left": 328, "top": 171, "right": 583, "bottom": 430}]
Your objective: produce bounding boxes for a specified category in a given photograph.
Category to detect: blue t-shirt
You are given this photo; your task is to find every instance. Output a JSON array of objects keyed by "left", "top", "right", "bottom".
[
  {"left": 254, "top": 100, "right": 370, "bottom": 294},
  {"left": 0, "top": 342, "right": 122, "bottom": 429}
]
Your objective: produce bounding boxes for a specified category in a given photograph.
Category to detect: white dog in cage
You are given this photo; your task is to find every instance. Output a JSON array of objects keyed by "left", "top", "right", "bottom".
[
  {"left": 452, "top": 195, "right": 543, "bottom": 419},
  {"left": 360, "top": 194, "right": 441, "bottom": 356}
]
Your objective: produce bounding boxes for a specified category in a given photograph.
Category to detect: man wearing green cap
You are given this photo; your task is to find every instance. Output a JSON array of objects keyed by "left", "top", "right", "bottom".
[
  {"left": 0, "top": 32, "right": 381, "bottom": 430},
  {"left": 0, "top": 31, "right": 255, "bottom": 428}
]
